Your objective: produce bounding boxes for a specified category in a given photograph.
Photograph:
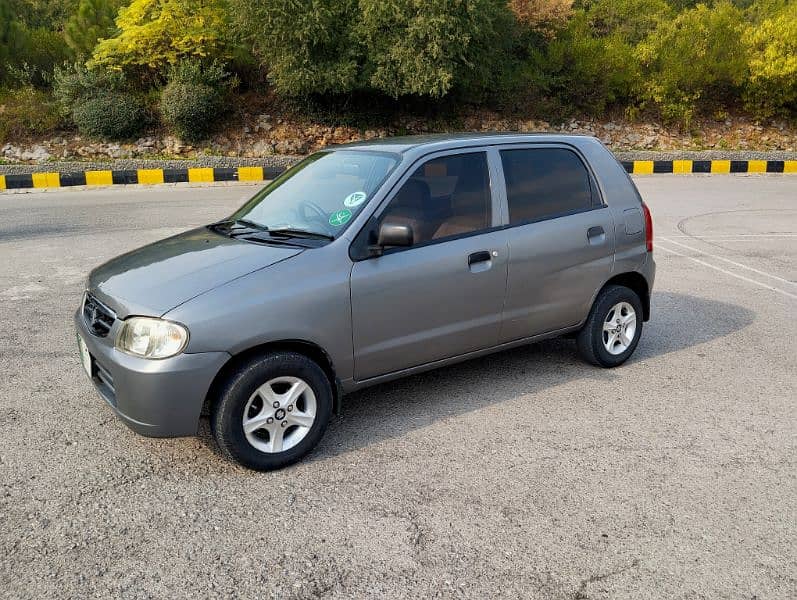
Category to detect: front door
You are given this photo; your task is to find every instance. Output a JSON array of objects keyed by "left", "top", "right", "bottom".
[{"left": 350, "top": 151, "right": 508, "bottom": 381}]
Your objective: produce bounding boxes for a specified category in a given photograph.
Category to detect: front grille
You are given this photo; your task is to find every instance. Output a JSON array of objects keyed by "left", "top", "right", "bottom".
[{"left": 82, "top": 293, "right": 116, "bottom": 337}]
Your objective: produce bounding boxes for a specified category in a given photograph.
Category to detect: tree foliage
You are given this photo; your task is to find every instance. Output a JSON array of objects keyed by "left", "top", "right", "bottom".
[
  {"left": 91, "top": 0, "right": 232, "bottom": 72},
  {"left": 743, "top": 2, "right": 797, "bottom": 118},
  {"left": 64, "top": 0, "right": 123, "bottom": 58},
  {"left": 234, "top": 0, "right": 515, "bottom": 98},
  {"left": 636, "top": 1, "right": 748, "bottom": 124},
  {"left": 508, "top": 0, "right": 572, "bottom": 32}
]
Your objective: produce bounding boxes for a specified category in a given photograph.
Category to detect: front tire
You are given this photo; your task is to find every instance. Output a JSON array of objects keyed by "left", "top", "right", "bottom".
[
  {"left": 577, "top": 285, "right": 643, "bottom": 368},
  {"left": 211, "top": 352, "right": 333, "bottom": 470}
]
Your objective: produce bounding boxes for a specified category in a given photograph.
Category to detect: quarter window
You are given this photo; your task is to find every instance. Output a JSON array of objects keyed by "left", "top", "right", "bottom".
[
  {"left": 501, "top": 148, "right": 595, "bottom": 225},
  {"left": 380, "top": 152, "right": 491, "bottom": 245}
]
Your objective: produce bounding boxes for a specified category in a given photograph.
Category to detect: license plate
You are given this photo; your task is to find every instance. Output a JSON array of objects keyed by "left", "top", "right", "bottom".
[{"left": 77, "top": 334, "right": 92, "bottom": 377}]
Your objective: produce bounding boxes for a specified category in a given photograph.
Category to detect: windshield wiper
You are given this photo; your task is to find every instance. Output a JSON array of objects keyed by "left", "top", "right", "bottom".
[
  {"left": 209, "top": 219, "right": 271, "bottom": 237},
  {"left": 233, "top": 219, "right": 268, "bottom": 231},
  {"left": 267, "top": 228, "right": 334, "bottom": 241}
]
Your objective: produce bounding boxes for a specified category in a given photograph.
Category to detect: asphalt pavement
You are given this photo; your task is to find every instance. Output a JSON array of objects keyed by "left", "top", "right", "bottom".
[{"left": 1, "top": 176, "right": 795, "bottom": 598}]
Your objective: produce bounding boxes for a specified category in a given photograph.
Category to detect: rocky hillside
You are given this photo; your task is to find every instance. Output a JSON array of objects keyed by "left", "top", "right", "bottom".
[{"left": 2, "top": 111, "right": 795, "bottom": 164}]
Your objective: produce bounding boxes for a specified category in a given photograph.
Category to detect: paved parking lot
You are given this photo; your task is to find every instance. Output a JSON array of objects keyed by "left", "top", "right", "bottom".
[{"left": 1, "top": 176, "right": 795, "bottom": 598}]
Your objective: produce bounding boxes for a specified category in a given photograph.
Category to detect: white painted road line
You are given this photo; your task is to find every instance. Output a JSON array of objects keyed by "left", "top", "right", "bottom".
[
  {"left": 657, "top": 243, "right": 797, "bottom": 300},
  {"left": 665, "top": 234, "right": 797, "bottom": 239},
  {"left": 661, "top": 236, "right": 796, "bottom": 286}
]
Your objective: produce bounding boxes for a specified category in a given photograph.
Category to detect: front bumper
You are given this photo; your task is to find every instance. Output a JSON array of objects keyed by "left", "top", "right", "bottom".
[{"left": 74, "top": 310, "right": 230, "bottom": 437}]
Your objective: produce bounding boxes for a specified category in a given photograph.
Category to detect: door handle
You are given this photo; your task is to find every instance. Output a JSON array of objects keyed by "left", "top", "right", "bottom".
[
  {"left": 587, "top": 226, "right": 606, "bottom": 245},
  {"left": 468, "top": 251, "right": 491, "bottom": 266}
]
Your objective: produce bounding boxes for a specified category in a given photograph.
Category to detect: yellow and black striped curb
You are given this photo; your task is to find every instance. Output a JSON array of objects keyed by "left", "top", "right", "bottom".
[
  {"left": 0, "top": 166, "right": 284, "bottom": 191},
  {"left": 2, "top": 159, "right": 796, "bottom": 190},
  {"left": 620, "top": 159, "right": 797, "bottom": 174}
]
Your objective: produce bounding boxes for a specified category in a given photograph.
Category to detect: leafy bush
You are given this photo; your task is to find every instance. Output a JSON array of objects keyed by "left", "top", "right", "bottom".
[
  {"left": 525, "top": 13, "right": 641, "bottom": 116},
  {"left": 234, "top": 0, "right": 516, "bottom": 99},
  {"left": 159, "top": 60, "right": 233, "bottom": 141},
  {"left": 508, "top": 0, "right": 573, "bottom": 33},
  {"left": 90, "top": 0, "right": 232, "bottom": 74},
  {"left": 71, "top": 94, "right": 148, "bottom": 138},
  {"left": 583, "top": 0, "right": 673, "bottom": 44},
  {"left": 54, "top": 64, "right": 149, "bottom": 138},
  {"left": 636, "top": 1, "right": 748, "bottom": 124},
  {"left": 0, "top": 86, "right": 64, "bottom": 142},
  {"left": 743, "top": 3, "right": 797, "bottom": 118}
]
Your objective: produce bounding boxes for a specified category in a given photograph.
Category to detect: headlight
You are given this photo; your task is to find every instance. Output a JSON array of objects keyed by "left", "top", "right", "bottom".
[{"left": 115, "top": 317, "right": 189, "bottom": 359}]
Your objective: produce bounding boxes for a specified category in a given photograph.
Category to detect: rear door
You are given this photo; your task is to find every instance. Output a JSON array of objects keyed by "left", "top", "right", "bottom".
[
  {"left": 350, "top": 150, "right": 508, "bottom": 381},
  {"left": 497, "top": 145, "right": 615, "bottom": 342}
]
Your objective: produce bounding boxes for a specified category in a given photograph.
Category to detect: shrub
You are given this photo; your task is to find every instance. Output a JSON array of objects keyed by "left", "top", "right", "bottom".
[
  {"left": 743, "top": 3, "right": 797, "bottom": 119},
  {"left": 54, "top": 64, "right": 149, "bottom": 139},
  {"left": 233, "top": 0, "right": 516, "bottom": 99},
  {"left": 636, "top": 1, "right": 748, "bottom": 125},
  {"left": 90, "top": 0, "right": 232, "bottom": 74},
  {"left": 0, "top": 86, "right": 64, "bottom": 142},
  {"left": 159, "top": 60, "right": 233, "bottom": 141},
  {"left": 525, "top": 13, "right": 641, "bottom": 116},
  {"left": 71, "top": 94, "right": 148, "bottom": 138},
  {"left": 508, "top": 0, "right": 573, "bottom": 33},
  {"left": 583, "top": 0, "right": 673, "bottom": 44}
]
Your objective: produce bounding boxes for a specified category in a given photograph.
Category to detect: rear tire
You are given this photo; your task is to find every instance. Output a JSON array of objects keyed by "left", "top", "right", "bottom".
[
  {"left": 211, "top": 352, "right": 332, "bottom": 470},
  {"left": 577, "top": 285, "right": 643, "bottom": 368}
]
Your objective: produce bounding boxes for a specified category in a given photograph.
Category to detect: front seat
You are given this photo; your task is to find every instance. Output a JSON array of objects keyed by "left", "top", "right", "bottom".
[
  {"left": 381, "top": 179, "right": 434, "bottom": 243},
  {"left": 433, "top": 168, "right": 490, "bottom": 239}
]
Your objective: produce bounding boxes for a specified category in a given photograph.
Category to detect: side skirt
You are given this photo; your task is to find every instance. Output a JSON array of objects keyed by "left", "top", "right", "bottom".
[{"left": 343, "top": 324, "right": 581, "bottom": 394}]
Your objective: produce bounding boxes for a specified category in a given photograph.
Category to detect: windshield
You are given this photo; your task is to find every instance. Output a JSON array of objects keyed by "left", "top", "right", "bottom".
[{"left": 229, "top": 150, "right": 399, "bottom": 239}]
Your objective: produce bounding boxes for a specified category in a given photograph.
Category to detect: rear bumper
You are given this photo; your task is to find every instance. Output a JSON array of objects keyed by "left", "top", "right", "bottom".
[
  {"left": 641, "top": 252, "right": 656, "bottom": 320},
  {"left": 75, "top": 311, "right": 229, "bottom": 437}
]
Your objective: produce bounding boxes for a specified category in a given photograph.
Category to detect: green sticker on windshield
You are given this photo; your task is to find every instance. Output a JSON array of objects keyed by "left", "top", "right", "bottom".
[{"left": 329, "top": 209, "right": 352, "bottom": 227}]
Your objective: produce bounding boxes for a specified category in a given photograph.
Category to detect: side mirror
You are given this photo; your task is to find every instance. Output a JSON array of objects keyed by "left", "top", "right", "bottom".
[{"left": 369, "top": 221, "right": 413, "bottom": 256}]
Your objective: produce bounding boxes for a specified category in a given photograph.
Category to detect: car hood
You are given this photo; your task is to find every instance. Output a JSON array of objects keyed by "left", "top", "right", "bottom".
[{"left": 88, "top": 227, "right": 303, "bottom": 317}]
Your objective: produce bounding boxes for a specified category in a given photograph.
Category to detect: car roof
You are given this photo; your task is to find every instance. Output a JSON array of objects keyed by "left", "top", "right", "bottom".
[{"left": 331, "top": 132, "right": 596, "bottom": 154}]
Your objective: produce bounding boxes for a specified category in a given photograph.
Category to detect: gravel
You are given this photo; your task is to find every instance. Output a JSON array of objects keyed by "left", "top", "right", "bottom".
[{"left": 0, "top": 178, "right": 795, "bottom": 598}]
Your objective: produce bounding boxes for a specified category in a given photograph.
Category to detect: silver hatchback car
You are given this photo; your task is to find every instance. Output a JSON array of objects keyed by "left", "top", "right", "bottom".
[{"left": 76, "top": 134, "right": 655, "bottom": 470}]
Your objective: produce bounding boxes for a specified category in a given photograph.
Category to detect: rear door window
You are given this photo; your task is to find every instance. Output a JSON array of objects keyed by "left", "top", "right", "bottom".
[{"left": 500, "top": 148, "right": 595, "bottom": 225}]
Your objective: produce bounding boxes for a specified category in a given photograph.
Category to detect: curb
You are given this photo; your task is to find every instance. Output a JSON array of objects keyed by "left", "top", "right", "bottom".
[
  {"left": 0, "top": 165, "right": 285, "bottom": 191},
  {"left": 620, "top": 159, "right": 797, "bottom": 174},
  {"left": 1, "top": 159, "right": 796, "bottom": 191}
]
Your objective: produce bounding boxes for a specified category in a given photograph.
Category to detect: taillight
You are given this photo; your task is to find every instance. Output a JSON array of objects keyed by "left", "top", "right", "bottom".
[{"left": 641, "top": 200, "right": 653, "bottom": 252}]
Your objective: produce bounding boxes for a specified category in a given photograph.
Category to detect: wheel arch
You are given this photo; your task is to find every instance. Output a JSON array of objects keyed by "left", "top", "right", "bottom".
[
  {"left": 203, "top": 339, "right": 342, "bottom": 417},
  {"left": 601, "top": 271, "right": 650, "bottom": 321}
]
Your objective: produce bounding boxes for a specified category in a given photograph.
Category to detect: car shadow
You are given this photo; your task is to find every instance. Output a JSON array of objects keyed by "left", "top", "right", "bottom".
[{"left": 306, "top": 291, "right": 754, "bottom": 462}]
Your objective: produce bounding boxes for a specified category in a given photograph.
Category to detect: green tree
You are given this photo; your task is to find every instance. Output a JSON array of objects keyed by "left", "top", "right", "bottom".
[
  {"left": 526, "top": 12, "right": 641, "bottom": 115},
  {"left": 233, "top": 0, "right": 515, "bottom": 98},
  {"left": 64, "top": 0, "right": 123, "bottom": 58},
  {"left": 356, "top": 0, "right": 515, "bottom": 98},
  {"left": 90, "top": 0, "right": 232, "bottom": 72},
  {"left": 743, "top": 1, "right": 797, "bottom": 118},
  {"left": 582, "top": 0, "right": 674, "bottom": 44},
  {"left": 637, "top": 1, "right": 748, "bottom": 124}
]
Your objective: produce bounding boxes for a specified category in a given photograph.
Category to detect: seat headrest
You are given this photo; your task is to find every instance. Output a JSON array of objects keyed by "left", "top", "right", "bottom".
[{"left": 392, "top": 179, "right": 431, "bottom": 210}]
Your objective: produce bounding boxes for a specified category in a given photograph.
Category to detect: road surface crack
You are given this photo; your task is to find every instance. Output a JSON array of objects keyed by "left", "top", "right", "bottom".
[{"left": 574, "top": 558, "right": 640, "bottom": 599}]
